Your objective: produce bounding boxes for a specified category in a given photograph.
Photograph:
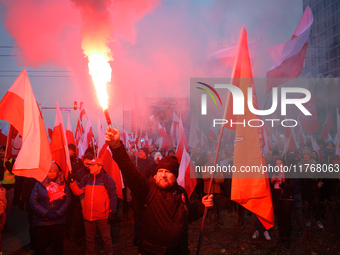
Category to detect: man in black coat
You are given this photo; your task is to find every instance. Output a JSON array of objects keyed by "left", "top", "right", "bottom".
[{"left": 105, "top": 127, "right": 213, "bottom": 255}]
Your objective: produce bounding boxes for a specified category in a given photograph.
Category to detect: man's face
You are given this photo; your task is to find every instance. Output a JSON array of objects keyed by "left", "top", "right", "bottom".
[
  {"left": 155, "top": 168, "right": 176, "bottom": 190},
  {"left": 139, "top": 150, "right": 147, "bottom": 159},
  {"left": 149, "top": 145, "right": 155, "bottom": 152},
  {"left": 89, "top": 163, "right": 102, "bottom": 175},
  {"left": 0, "top": 149, "right": 5, "bottom": 159},
  {"left": 69, "top": 149, "right": 75, "bottom": 157},
  {"left": 83, "top": 158, "right": 92, "bottom": 168}
]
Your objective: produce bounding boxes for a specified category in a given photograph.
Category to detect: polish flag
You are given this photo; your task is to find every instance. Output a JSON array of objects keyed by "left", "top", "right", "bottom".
[
  {"left": 298, "top": 94, "right": 319, "bottom": 136},
  {"left": 311, "top": 136, "right": 322, "bottom": 161},
  {"left": 144, "top": 132, "right": 149, "bottom": 148},
  {"left": 170, "top": 112, "right": 180, "bottom": 138},
  {"left": 175, "top": 117, "right": 189, "bottom": 164},
  {"left": 0, "top": 123, "right": 8, "bottom": 147},
  {"left": 5, "top": 124, "right": 22, "bottom": 159},
  {"left": 66, "top": 114, "right": 75, "bottom": 146},
  {"left": 50, "top": 103, "right": 72, "bottom": 178},
  {"left": 79, "top": 102, "right": 86, "bottom": 122},
  {"left": 0, "top": 69, "right": 52, "bottom": 182},
  {"left": 46, "top": 121, "right": 53, "bottom": 141},
  {"left": 158, "top": 122, "right": 168, "bottom": 137},
  {"left": 177, "top": 149, "right": 197, "bottom": 198},
  {"left": 320, "top": 110, "right": 334, "bottom": 141},
  {"left": 83, "top": 117, "right": 94, "bottom": 150},
  {"left": 230, "top": 28, "right": 274, "bottom": 230},
  {"left": 266, "top": 6, "right": 313, "bottom": 96},
  {"left": 284, "top": 126, "right": 299, "bottom": 153},
  {"left": 97, "top": 119, "right": 124, "bottom": 199},
  {"left": 75, "top": 119, "right": 84, "bottom": 146},
  {"left": 207, "top": 125, "right": 217, "bottom": 149}
]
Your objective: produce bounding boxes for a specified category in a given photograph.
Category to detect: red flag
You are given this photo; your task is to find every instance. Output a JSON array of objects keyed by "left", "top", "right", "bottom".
[
  {"left": 320, "top": 110, "right": 333, "bottom": 141},
  {"left": 50, "top": 103, "right": 72, "bottom": 179},
  {"left": 207, "top": 126, "right": 217, "bottom": 149},
  {"left": 83, "top": 117, "right": 94, "bottom": 150},
  {"left": 158, "top": 122, "right": 168, "bottom": 137},
  {"left": 298, "top": 94, "right": 319, "bottom": 136},
  {"left": 97, "top": 119, "right": 123, "bottom": 199},
  {"left": 5, "top": 124, "right": 22, "bottom": 159},
  {"left": 266, "top": 6, "right": 313, "bottom": 96},
  {"left": 284, "top": 126, "right": 299, "bottom": 153},
  {"left": 144, "top": 133, "right": 149, "bottom": 148},
  {"left": 0, "top": 123, "right": 8, "bottom": 147},
  {"left": 79, "top": 103, "right": 86, "bottom": 122},
  {"left": 175, "top": 117, "right": 189, "bottom": 164},
  {"left": 177, "top": 149, "right": 197, "bottom": 198},
  {"left": 46, "top": 121, "right": 53, "bottom": 141},
  {"left": 75, "top": 119, "right": 84, "bottom": 146},
  {"left": 311, "top": 136, "right": 323, "bottom": 161},
  {"left": 230, "top": 28, "right": 274, "bottom": 229},
  {"left": 66, "top": 114, "right": 76, "bottom": 146},
  {"left": 0, "top": 69, "right": 52, "bottom": 182}
]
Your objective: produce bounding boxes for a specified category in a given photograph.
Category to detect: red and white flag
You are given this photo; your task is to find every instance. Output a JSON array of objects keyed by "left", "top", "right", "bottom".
[
  {"left": 170, "top": 112, "right": 180, "bottom": 138},
  {"left": 83, "top": 117, "right": 94, "bottom": 150},
  {"left": 66, "top": 114, "right": 75, "bottom": 146},
  {"left": 46, "top": 121, "right": 53, "bottom": 141},
  {"left": 50, "top": 103, "right": 72, "bottom": 179},
  {"left": 97, "top": 119, "right": 124, "bottom": 199},
  {"left": 177, "top": 149, "right": 197, "bottom": 198},
  {"left": 158, "top": 122, "right": 168, "bottom": 137},
  {"left": 311, "top": 136, "right": 322, "bottom": 160},
  {"left": 0, "top": 69, "right": 52, "bottom": 182},
  {"left": 0, "top": 123, "right": 8, "bottom": 147},
  {"left": 320, "top": 110, "right": 334, "bottom": 141},
  {"left": 266, "top": 6, "right": 313, "bottom": 96},
  {"left": 284, "top": 126, "right": 299, "bottom": 153},
  {"left": 175, "top": 117, "right": 189, "bottom": 164},
  {"left": 230, "top": 28, "right": 274, "bottom": 230},
  {"left": 298, "top": 94, "right": 319, "bottom": 136},
  {"left": 5, "top": 124, "right": 22, "bottom": 159}
]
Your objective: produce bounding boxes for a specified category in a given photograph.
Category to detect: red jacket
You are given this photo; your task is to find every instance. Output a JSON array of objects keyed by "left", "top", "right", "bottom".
[{"left": 70, "top": 170, "right": 117, "bottom": 221}]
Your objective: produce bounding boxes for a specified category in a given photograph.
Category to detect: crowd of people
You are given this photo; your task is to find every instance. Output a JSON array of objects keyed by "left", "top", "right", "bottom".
[{"left": 0, "top": 128, "right": 339, "bottom": 254}]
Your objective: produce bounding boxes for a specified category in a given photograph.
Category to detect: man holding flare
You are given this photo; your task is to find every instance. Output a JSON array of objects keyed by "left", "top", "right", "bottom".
[{"left": 105, "top": 127, "right": 213, "bottom": 255}]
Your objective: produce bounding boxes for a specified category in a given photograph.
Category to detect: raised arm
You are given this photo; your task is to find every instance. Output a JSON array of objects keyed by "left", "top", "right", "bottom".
[{"left": 105, "top": 127, "right": 150, "bottom": 202}]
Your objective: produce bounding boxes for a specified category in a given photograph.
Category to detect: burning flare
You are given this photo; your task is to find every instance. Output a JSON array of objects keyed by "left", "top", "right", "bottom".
[{"left": 88, "top": 53, "right": 112, "bottom": 110}]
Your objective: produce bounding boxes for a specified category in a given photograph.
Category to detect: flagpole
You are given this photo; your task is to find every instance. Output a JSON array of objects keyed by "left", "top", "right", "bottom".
[{"left": 196, "top": 88, "right": 232, "bottom": 255}]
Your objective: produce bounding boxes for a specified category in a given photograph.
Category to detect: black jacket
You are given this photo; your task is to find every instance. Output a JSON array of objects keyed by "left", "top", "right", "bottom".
[{"left": 110, "top": 141, "right": 205, "bottom": 255}]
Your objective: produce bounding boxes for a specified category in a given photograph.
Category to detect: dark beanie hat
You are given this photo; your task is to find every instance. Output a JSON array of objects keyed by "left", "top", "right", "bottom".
[
  {"left": 83, "top": 152, "right": 94, "bottom": 161},
  {"left": 68, "top": 144, "right": 76, "bottom": 152},
  {"left": 139, "top": 147, "right": 149, "bottom": 156},
  {"left": 156, "top": 155, "right": 179, "bottom": 178}
]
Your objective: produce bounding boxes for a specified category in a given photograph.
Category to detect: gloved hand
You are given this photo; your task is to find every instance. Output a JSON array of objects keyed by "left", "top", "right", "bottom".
[
  {"left": 67, "top": 172, "right": 75, "bottom": 183},
  {"left": 46, "top": 211, "right": 58, "bottom": 219}
]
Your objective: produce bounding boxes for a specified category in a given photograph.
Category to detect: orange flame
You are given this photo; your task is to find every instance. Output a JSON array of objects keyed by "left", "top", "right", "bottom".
[{"left": 88, "top": 53, "right": 112, "bottom": 110}]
